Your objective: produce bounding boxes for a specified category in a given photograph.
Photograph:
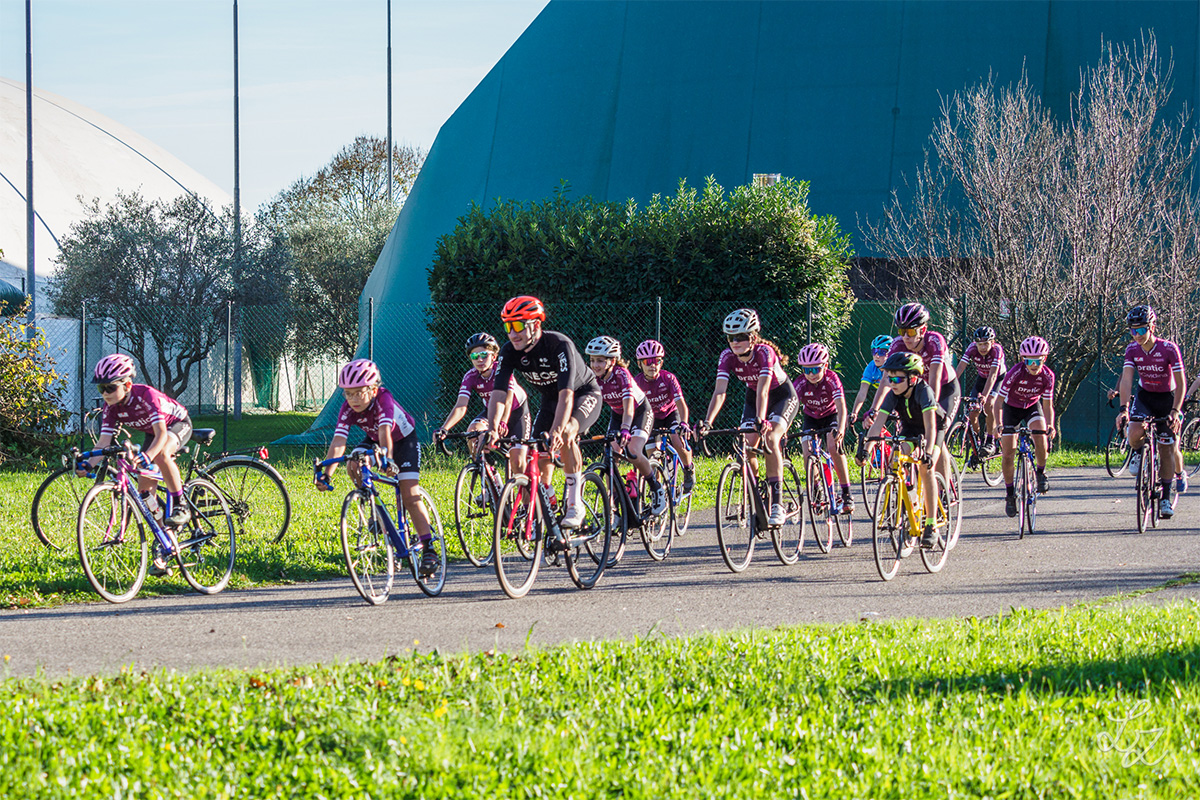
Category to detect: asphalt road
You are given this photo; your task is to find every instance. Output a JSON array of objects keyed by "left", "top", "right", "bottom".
[{"left": 3, "top": 467, "right": 1198, "bottom": 677}]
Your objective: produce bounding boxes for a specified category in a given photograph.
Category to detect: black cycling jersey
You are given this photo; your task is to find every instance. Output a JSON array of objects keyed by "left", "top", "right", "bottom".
[
  {"left": 879, "top": 380, "right": 946, "bottom": 429},
  {"left": 494, "top": 330, "right": 599, "bottom": 397}
]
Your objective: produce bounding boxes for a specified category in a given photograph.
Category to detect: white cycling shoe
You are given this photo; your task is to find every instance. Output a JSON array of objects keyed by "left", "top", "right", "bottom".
[
  {"left": 560, "top": 504, "right": 586, "bottom": 530},
  {"left": 1159, "top": 496, "right": 1175, "bottom": 519},
  {"left": 650, "top": 485, "right": 668, "bottom": 516},
  {"left": 767, "top": 504, "right": 786, "bottom": 527}
]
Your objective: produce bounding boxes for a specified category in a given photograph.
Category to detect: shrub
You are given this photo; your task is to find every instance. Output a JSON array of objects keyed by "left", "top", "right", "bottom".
[{"left": 0, "top": 301, "right": 70, "bottom": 467}]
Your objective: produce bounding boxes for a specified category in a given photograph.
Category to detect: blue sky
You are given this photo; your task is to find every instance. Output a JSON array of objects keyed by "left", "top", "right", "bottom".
[{"left": 0, "top": 0, "right": 550, "bottom": 210}]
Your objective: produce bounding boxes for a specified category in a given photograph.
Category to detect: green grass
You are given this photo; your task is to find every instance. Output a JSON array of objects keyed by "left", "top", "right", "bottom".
[{"left": 2, "top": 600, "right": 1198, "bottom": 798}]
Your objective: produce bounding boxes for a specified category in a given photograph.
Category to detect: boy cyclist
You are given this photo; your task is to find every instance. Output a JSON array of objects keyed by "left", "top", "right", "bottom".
[
  {"left": 849, "top": 335, "right": 892, "bottom": 430},
  {"left": 316, "top": 358, "right": 440, "bottom": 578}
]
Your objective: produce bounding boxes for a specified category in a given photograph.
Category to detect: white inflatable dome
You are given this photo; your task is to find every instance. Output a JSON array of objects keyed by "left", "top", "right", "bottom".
[{"left": 0, "top": 76, "right": 231, "bottom": 313}]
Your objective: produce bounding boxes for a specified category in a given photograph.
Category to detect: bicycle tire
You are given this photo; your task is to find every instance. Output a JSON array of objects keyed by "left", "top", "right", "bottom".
[
  {"left": 920, "top": 472, "right": 952, "bottom": 573},
  {"left": 1181, "top": 417, "right": 1200, "bottom": 478},
  {"left": 638, "top": 463, "right": 675, "bottom": 561},
  {"left": 871, "top": 476, "right": 904, "bottom": 581},
  {"left": 1023, "top": 456, "right": 1037, "bottom": 539},
  {"left": 175, "top": 478, "right": 236, "bottom": 594},
  {"left": 566, "top": 471, "right": 612, "bottom": 589},
  {"left": 805, "top": 458, "right": 833, "bottom": 554},
  {"left": 32, "top": 465, "right": 98, "bottom": 551},
  {"left": 1149, "top": 444, "right": 1162, "bottom": 530},
  {"left": 771, "top": 459, "right": 804, "bottom": 564},
  {"left": 340, "top": 490, "right": 395, "bottom": 605},
  {"left": 1015, "top": 455, "right": 1029, "bottom": 539},
  {"left": 407, "top": 487, "right": 447, "bottom": 597},
  {"left": 1106, "top": 425, "right": 1132, "bottom": 478},
  {"left": 979, "top": 444, "right": 1004, "bottom": 487},
  {"left": 860, "top": 441, "right": 885, "bottom": 521},
  {"left": 945, "top": 467, "right": 963, "bottom": 549},
  {"left": 77, "top": 483, "right": 148, "bottom": 604},
  {"left": 493, "top": 476, "right": 544, "bottom": 598},
  {"left": 715, "top": 463, "right": 755, "bottom": 572},
  {"left": 453, "top": 461, "right": 495, "bottom": 567},
  {"left": 662, "top": 453, "right": 693, "bottom": 535},
  {"left": 946, "top": 421, "right": 966, "bottom": 463},
  {"left": 203, "top": 456, "right": 291, "bottom": 545}
]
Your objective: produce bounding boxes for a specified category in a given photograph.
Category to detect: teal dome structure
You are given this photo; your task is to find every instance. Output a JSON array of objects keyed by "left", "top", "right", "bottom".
[{"left": 290, "top": 0, "right": 1200, "bottom": 442}]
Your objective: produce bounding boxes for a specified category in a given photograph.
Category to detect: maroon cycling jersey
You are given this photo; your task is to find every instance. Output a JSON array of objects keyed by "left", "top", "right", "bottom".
[
  {"left": 457, "top": 366, "right": 527, "bottom": 410},
  {"left": 887, "top": 331, "right": 954, "bottom": 385},
  {"left": 100, "top": 384, "right": 189, "bottom": 437},
  {"left": 792, "top": 369, "right": 844, "bottom": 419},
  {"left": 1123, "top": 338, "right": 1185, "bottom": 394},
  {"left": 716, "top": 344, "right": 787, "bottom": 390},
  {"left": 334, "top": 387, "right": 415, "bottom": 443},
  {"left": 997, "top": 364, "right": 1055, "bottom": 410},
  {"left": 962, "top": 341, "right": 1006, "bottom": 377},
  {"left": 597, "top": 364, "right": 647, "bottom": 414},
  {"left": 634, "top": 370, "right": 685, "bottom": 418}
]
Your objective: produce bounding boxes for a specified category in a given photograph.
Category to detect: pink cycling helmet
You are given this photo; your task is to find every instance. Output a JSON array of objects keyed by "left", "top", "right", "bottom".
[
  {"left": 1019, "top": 336, "right": 1050, "bottom": 358},
  {"left": 636, "top": 339, "right": 665, "bottom": 360},
  {"left": 338, "top": 358, "right": 382, "bottom": 389},
  {"left": 93, "top": 354, "right": 135, "bottom": 384},
  {"left": 797, "top": 343, "right": 829, "bottom": 366}
]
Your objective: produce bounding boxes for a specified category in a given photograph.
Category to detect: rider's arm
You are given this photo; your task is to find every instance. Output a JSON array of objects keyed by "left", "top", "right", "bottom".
[
  {"left": 321, "top": 434, "right": 348, "bottom": 481},
  {"left": 922, "top": 406, "right": 939, "bottom": 459},
  {"left": 868, "top": 379, "right": 889, "bottom": 415},
  {"left": 439, "top": 395, "right": 470, "bottom": 432},
  {"left": 982, "top": 364, "right": 1001, "bottom": 395},
  {"left": 755, "top": 377, "right": 770, "bottom": 425},
  {"left": 81, "top": 432, "right": 114, "bottom": 473},
  {"left": 703, "top": 376, "right": 729, "bottom": 427},
  {"left": 1042, "top": 396, "right": 1056, "bottom": 438},
  {"left": 954, "top": 359, "right": 968, "bottom": 381},
  {"left": 834, "top": 393, "right": 849, "bottom": 439},
  {"left": 927, "top": 360, "right": 944, "bottom": 404},
  {"left": 376, "top": 424, "right": 395, "bottom": 461},
  {"left": 850, "top": 382, "right": 869, "bottom": 421},
  {"left": 620, "top": 394, "right": 636, "bottom": 431},
  {"left": 1184, "top": 372, "right": 1200, "bottom": 401},
  {"left": 1118, "top": 365, "right": 1135, "bottom": 415}
]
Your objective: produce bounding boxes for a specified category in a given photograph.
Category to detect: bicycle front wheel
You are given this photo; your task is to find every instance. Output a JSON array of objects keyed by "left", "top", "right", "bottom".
[
  {"left": 860, "top": 441, "right": 885, "bottom": 521},
  {"left": 32, "top": 466, "right": 96, "bottom": 551},
  {"left": 1106, "top": 426, "right": 1132, "bottom": 478},
  {"left": 407, "top": 487, "right": 447, "bottom": 597},
  {"left": 715, "top": 463, "right": 754, "bottom": 572},
  {"left": 871, "top": 476, "right": 904, "bottom": 582},
  {"left": 78, "top": 484, "right": 148, "bottom": 604},
  {"left": 1181, "top": 417, "right": 1200, "bottom": 478},
  {"left": 341, "top": 490, "right": 395, "bottom": 605},
  {"left": 493, "top": 476, "right": 544, "bottom": 598},
  {"left": 176, "top": 478, "right": 236, "bottom": 594},
  {"left": 453, "top": 461, "right": 495, "bottom": 567},
  {"left": 805, "top": 459, "right": 833, "bottom": 554},
  {"left": 638, "top": 464, "right": 675, "bottom": 561},
  {"left": 920, "top": 472, "right": 952, "bottom": 573},
  {"left": 663, "top": 455, "right": 693, "bottom": 535},
  {"left": 566, "top": 471, "right": 612, "bottom": 589},
  {"left": 771, "top": 460, "right": 804, "bottom": 565},
  {"left": 204, "top": 457, "right": 290, "bottom": 545}
]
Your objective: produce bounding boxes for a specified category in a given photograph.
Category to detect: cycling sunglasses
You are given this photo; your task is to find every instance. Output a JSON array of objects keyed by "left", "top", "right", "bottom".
[
  {"left": 1129, "top": 326, "right": 1149, "bottom": 337},
  {"left": 1023, "top": 357, "right": 1044, "bottom": 366},
  {"left": 640, "top": 357, "right": 663, "bottom": 365},
  {"left": 871, "top": 348, "right": 889, "bottom": 357},
  {"left": 504, "top": 320, "right": 530, "bottom": 334},
  {"left": 468, "top": 351, "right": 491, "bottom": 361},
  {"left": 898, "top": 327, "right": 923, "bottom": 337},
  {"left": 801, "top": 366, "right": 823, "bottom": 375},
  {"left": 97, "top": 383, "right": 122, "bottom": 394},
  {"left": 727, "top": 333, "right": 752, "bottom": 343},
  {"left": 886, "top": 375, "right": 909, "bottom": 384}
]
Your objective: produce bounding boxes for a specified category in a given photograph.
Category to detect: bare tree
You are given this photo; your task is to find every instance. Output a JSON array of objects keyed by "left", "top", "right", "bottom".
[{"left": 864, "top": 33, "right": 1200, "bottom": 410}]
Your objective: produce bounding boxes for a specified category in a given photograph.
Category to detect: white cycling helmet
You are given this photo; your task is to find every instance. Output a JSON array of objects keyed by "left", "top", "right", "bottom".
[
  {"left": 585, "top": 335, "right": 622, "bottom": 359},
  {"left": 723, "top": 308, "right": 761, "bottom": 336}
]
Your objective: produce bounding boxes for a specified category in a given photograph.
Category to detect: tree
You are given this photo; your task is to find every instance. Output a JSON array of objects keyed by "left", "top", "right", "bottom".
[
  {"left": 863, "top": 34, "right": 1200, "bottom": 411},
  {"left": 263, "top": 136, "right": 426, "bottom": 362}
]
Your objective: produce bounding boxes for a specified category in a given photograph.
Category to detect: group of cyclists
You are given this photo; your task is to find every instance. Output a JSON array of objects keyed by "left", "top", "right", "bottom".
[{"left": 78, "top": 294, "right": 1188, "bottom": 581}]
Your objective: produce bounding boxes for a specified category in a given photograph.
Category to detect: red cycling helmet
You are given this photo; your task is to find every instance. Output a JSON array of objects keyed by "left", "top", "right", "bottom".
[
  {"left": 635, "top": 339, "right": 665, "bottom": 360},
  {"left": 338, "top": 359, "right": 382, "bottom": 389},
  {"left": 1019, "top": 336, "right": 1050, "bottom": 358},
  {"left": 500, "top": 296, "right": 546, "bottom": 322},
  {"left": 93, "top": 354, "right": 136, "bottom": 383}
]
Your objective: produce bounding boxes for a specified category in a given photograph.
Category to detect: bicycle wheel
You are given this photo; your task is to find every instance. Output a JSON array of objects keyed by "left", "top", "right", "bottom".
[
  {"left": 203, "top": 457, "right": 291, "bottom": 545},
  {"left": 1023, "top": 458, "right": 1037, "bottom": 538},
  {"left": 945, "top": 468, "right": 964, "bottom": 549},
  {"left": 1181, "top": 417, "right": 1200, "bottom": 478},
  {"left": 1106, "top": 425, "right": 1132, "bottom": 478},
  {"left": 946, "top": 421, "right": 966, "bottom": 464},
  {"left": 663, "top": 455, "right": 693, "bottom": 535},
  {"left": 979, "top": 444, "right": 1004, "bottom": 487},
  {"left": 77, "top": 483, "right": 148, "bottom": 604},
  {"left": 771, "top": 460, "right": 804, "bottom": 565},
  {"left": 871, "top": 476, "right": 904, "bottom": 581},
  {"left": 340, "top": 490, "right": 395, "bottom": 605},
  {"left": 493, "top": 476, "right": 544, "bottom": 598},
  {"left": 566, "top": 471, "right": 612, "bottom": 589},
  {"left": 175, "top": 478, "right": 236, "bottom": 595},
  {"left": 32, "top": 466, "right": 97, "bottom": 551},
  {"left": 860, "top": 441, "right": 885, "bottom": 521},
  {"left": 453, "top": 461, "right": 495, "bottom": 567},
  {"left": 715, "top": 463, "right": 755, "bottom": 572},
  {"left": 1014, "top": 456, "right": 1029, "bottom": 539},
  {"left": 638, "top": 464, "right": 675, "bottom": 561},
  {"left": 920, "top": 472, "right": 952, "bottom": 573},
  {"left": 805, "top": 459, "right": 833, "bottom": 554},
  {"left": 406, "top": 487, "right": 447, "bottom": 597}
]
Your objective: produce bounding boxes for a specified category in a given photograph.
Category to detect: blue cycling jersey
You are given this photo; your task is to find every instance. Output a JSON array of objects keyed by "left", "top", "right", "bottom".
[{"left": 861, "top": 361, "right": 883, "bottom": 391}]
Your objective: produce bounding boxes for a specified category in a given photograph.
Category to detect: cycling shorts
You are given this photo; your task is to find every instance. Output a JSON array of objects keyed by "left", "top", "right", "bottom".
[
  {"left": 897, "top": 419, "right": 946, "bottom": 448},
  {"left": 355, "top": 428, "right": 421, "bottom": 481},
  {"left": 607, "top": 398, "right": 654, "bottom": 440},
  {"left": 653, "top": 408, "right": 682, "bottom": 429},
  {"left": 970, "top": 376, "right": 999, "bottom": 399},
  {"left": 1002, "top": 402, "right": 1044, "bottom": 432},
  {"left": 473, "top": 401, "right": 532, "bottom": 443},
  {"left": 532, "top": 385, "right": 603, "bottom": 439},
  {"left": 801, "top": 412, "right": 843, "bottom": 453},
  {"left": 739, "top": 382, "right": 799, "bottom": 430},
  {"left": 938, "top": 377, "right": 962, "bottom": 424},
  {"left": 141, "top": 418, "right": 193, "bottom": 453},
  {"left": 1132, "top": 388, "right": 1174, "bottom": 421}
]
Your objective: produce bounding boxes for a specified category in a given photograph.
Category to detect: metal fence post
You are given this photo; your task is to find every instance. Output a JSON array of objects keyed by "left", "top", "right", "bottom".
[
  {"left": 224, "top": 300, "right": 231, "bottom": 451},
  {"left": 806, "top": 296, "right": 813, "bottom": 343},
  {"left": 655, "top": 296, "right": 662, "bottom": 342},
  {"left": 368, "top": 297, "right": 375, "bottom": 361}
]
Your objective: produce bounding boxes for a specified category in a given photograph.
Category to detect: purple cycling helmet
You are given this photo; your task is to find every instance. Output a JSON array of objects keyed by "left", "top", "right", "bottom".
[
  {"left": 93, "top": 354, "right": 135, "bottom": 384},
  {"left": 338, "top": 359, "right": 382, "bottom": 389}
]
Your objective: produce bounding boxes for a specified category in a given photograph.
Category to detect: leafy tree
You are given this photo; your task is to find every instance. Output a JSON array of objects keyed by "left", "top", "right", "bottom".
[
  {"left": 263, "top": 136, "right": 426, "bottom": 362},
  {"left": 863, "top": 34, "right": 1200, "bottom": 411},
  {"left": 0, "top": 299, "right": 69, "bottom": 466}
]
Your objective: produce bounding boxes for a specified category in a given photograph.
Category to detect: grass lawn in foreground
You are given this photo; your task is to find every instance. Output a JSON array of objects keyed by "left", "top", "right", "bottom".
[{"left": 1, "top": 600, "right": 1197, "bottom": 798}]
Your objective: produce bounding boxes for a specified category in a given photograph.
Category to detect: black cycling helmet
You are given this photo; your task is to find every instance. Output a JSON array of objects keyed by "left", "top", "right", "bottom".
[
  {"left": 1126, "top": 305, "right": 1156, "bottom": 327},
  {"left": 894, "top": 302, "right": 931, "bottom": 329},
  {"left": 973, "top": 326, "right": 996, "bottom": 342},
  {"left": 465, "top": 332, "right": 499, "bottom": 353},
  {"left": 883, "top": 351, "right": 924, "bottom": 374}
]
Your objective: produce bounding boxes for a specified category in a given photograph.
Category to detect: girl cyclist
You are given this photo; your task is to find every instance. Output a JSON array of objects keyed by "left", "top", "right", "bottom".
[
  {"left": 434, "top": 332, "right": 531, "bottom": 477},
  {"left": 849, "top": 334, "right": 892, "bottom": 429},
  {"left": 632, "top": 339, "right": 695, "bottom": 494},
  {"left": 993, "top": 336, "right": 1056, "bottom": 518},
  {"left": 586, "top": 336, "right": 668, "bottom": 515},
  {"left": 315, "top": 359, "right": 440, "bottom": 578},
  {"left": 698, "top": 308, "right": 799, "bottom": 528},
  {"left": 955, "top": 325, "right": 1006, "bottom": 454},
  {"left": 793, "top": 342, "right": 854, "bottom": 513}
]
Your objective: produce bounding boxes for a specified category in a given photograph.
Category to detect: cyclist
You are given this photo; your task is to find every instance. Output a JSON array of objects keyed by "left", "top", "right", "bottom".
[
  {"left": 955, "top": 325, "right": 1006, "bottom": 454},
  {"left": 1117, "top": 305, "right": 1187, "bottom": 518},
  {"left": 434, "top": 332, "right": 530, "bottom": 477},
  {"left": 82, "top": 354, "right": 193, "bottom": 573},
  {"left": 698, "top": 308, "right": 799, "bottom": 527},
  {"left": 587, "top": 336, "right": 668, "bottom": 515},
  {"left": 849, "top": 334, "right": 892, "bottom": 430},
  {"left": 315, "top": 359, "right": 439, "bottom": 578},
  {"left": 633, "top": 339, "right": 696, "bottom": 493},
  {"left": 793, "top": 342, "right": 854, "bottom": 513},
  {"left": 484, "top": 296, "right": 603, "bottom": 529},
  {"left": 865, "top": 351, "right": 945, "bottom": 549},
  {"left": 870, "top": 303, "right": 960, "bottom": 496},
  {"left": 995, "top": 336, "right": 1056, "bottom": 517}
]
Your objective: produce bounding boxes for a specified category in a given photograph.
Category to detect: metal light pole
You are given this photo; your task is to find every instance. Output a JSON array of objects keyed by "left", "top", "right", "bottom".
[
  {"left": 386, "top": 0, "right": 393, "bottom": 203},
  {"left": 25, "top": 0, "right": 36, "bottom": 329},
  {"left": 233, "top": 1, "right": 242, "bottom": 282}
]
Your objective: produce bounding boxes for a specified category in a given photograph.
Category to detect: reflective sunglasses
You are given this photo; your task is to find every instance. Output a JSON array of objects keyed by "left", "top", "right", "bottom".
[
  {"left": 898, "top": 327, "right": 922, "bottom": 337},
  {"left": 504, "top": 320, "right": 529, "bottom": 334},
  {"left": 801, "top": 366, "right": 823, "bottom": 375},
  {"left": 974, "top": 338, "right": 993, "bottom": 344},
  {"left": 887, "top": 375, "right": 909, "bottom": 384},
  {"left": 640, "top": 357, "right": 663, "bottom": 365},
  {"left": 1130, "top": 326, "right": 1149, "bottom": 337},
  {"left": 871, "top": 348, "right": 889, "bottom": 357},
  {"left": 97, "top": 383, "right": 121, "bottom": 394},
  {"left": 727, "top": 333, "right": 752, "bottom": 343},
  {"left": 1023, "top": 357, "right": 1044, "bottom": 366},
  {"left": 468, "top": 351, "right": 492, "bottom": 361}
]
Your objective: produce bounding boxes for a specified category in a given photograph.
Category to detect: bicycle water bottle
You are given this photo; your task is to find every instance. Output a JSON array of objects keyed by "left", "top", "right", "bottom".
[
  {"left": 822, "top": 460, "right": 833, "bottom": 487},
  {"left": 624, "top": 468, "right": 638, "bottom": 500}
]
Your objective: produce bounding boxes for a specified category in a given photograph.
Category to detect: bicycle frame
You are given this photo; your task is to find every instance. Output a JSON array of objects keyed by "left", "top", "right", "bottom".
[
  {"left": 76, "top": 445, "right": 179, "bottom": 554},
  {"left": 799, "top": 425, "right": 841, "bottom": 508},
  {"left": 871, "top": 435, "right": 927, "bottom": 534},
  {"left": 315, "top": 453, "right": 418, "bottom": 560},
  {"left": 707, "top": 428, "right": 771, "bottom": 528}
]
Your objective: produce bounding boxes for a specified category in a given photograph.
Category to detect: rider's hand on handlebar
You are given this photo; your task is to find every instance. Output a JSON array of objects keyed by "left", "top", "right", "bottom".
[
  {"left": 696, "top": 419, "right": 711, "bottom": 435},
  {"left": 432, "top": 427, "right": 447, "bottom": 442}
]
